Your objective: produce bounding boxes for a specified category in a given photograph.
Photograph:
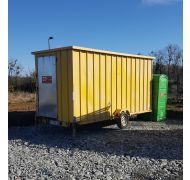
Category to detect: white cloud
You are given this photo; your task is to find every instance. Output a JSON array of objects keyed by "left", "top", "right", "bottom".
[{"left": 142, "top": 0, "right": 182, "bottom": 6}]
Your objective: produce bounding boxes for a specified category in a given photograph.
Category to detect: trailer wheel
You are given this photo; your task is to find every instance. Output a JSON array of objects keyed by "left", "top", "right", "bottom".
[{"left": 117, "top": 112, "right": 129, "bottom": 129}]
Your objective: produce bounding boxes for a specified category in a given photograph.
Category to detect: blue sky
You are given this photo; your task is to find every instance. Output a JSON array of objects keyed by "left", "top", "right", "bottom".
[{"left": 9, "top": 0, "right": 182, "bottom": 73}]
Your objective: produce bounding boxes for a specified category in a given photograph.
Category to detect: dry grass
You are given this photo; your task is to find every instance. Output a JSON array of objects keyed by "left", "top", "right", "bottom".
[
  {"left": 8, "top": 92, "right": 36, "bottom": 112},
  {"left": 8, "top": 92, "right": 36, "bottom": 104},
  {"left": 167, "top": 103, "right": 183, "bottom": 112}
]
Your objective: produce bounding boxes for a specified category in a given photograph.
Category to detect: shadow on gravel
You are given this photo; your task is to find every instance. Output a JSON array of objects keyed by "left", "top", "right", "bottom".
[
  {"left": 9, "top": 124, "right": 183, "bottom": 161},
  {"left": 8, "top": 111, "right": 35, "bottom": 127},
  {"left": 165, "top": 119, "right": 183, "bottom": 125},
  {"left": 135, "top": 110, "right": 183, "bottom": 125}
]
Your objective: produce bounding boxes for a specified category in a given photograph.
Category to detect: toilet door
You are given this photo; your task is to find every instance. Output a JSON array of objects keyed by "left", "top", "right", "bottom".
[{"left": 37, "top": 56, "right": 57, "bottom": 118}]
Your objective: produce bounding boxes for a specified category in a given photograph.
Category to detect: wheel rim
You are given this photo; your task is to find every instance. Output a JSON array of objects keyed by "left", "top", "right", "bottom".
[{"left": 121, "top": 115, "right": 127, "bottom": 126}]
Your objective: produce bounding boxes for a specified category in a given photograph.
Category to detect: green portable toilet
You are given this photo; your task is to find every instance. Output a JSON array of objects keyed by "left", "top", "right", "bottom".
[{"left": 152, "top": 74, "right": 168, "bottom": 121}]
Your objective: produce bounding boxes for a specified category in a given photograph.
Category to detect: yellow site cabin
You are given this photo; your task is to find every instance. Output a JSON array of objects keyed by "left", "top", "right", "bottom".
[{"left": 32, "top": 46, "right": 154, "bottom": 129}]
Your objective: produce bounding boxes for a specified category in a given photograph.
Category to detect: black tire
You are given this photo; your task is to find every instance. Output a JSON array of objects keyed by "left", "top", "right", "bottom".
[{"left": 117, "top": 112, "right": 129, "bottom": 129}]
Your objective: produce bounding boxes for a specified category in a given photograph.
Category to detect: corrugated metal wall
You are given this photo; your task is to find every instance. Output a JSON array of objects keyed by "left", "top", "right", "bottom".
[
  {"left": 56, "top": 50, "right": 73, "bottom": 126},
  {"left": 34, "top": 47, "right": 153, "bottom": 126},
  {"left": 72, "top": 50, "right": 152, "bottom": 124}
]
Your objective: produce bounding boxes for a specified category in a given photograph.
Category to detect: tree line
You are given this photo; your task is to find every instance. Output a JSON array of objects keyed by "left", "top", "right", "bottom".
[
  {"left": 150, "top": 44, "right": 183, "bottom": 103},
  {"left": 8, "top": 59, "right": 36, "bottom": 92},
  {"left": 8, "top": 44, "right": 183, "bottom": 102}
]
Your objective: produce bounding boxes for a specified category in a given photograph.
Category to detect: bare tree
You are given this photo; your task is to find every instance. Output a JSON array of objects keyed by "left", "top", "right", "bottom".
[
  {"left": 165, "top": 45, "right": 183, "bottom": 102},
  {"left": 165, "top": 44, "right": 178, "bottom": 79},
  {"left": 8, "top": 59, "right": 17, "bottom": 77},
  {"left": 150, "top": 50, "right": 165, "bottom": 74},
  {"left": 150, "top": 44, "right": 183, "bottom": 102},
  {"left": 173, "top": 50, "right": 183, "bottom": 102},
  {"left": 8, "top": 59, "right": 23, "bottom": 92},
  {"left": 8, "top": 59, "right": 22, "bottom": 77}
]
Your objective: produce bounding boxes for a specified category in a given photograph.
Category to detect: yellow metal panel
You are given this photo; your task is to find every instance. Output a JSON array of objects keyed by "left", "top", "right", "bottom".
[
  {"left": 121, "top": 57, "right": 127, "bottom": 109},
  {"left": 56, "top": 51, "right": 62, "bottom": 122},
  {"left": 143, "top": 59, "right": 148, "bottom": 111},
  {"left": 126, "top": 58, "right": 131, "bottom": 112},
  {"left": 73, "top": 51, "right": 81, "bottom": 120},
  {"left": 111, "top": 56, "right": 117, "bottom": 115},
  {"left": 100, "top": 54, "right": 106, "bottom": 119},
  {"left": 61, "top": 50, "right": 69, "bottom": 123},
  {"left": 147, "top": 60, "right": 152, "bottom": 110},
  {"left": 139, "top": 60, "right": 144, "bottom": 112},
  {"left": 105, "top": 55, "right": 112, "bottom": 117},
  {"left": 135, "top": 59, "right": 140, "bottom": 112},
  {"left": 131, "top": 58, "right": 136, "bottom": 113},
  {"left": 80, "top": 52, "right": 87, "bottom": 117},
  {"left": 68, "top": 50, "right": 73, "bottom": 124},
  {"left": 117, "top": 56, "right": 122, "bottom": 110},
  {"left": 87, "top": 53, "right": 94, "bottom": 116},
  {"left": 94, "top": 53, "right": 100, "bottom": 114},
  {"left": 150, "top": 60, "right": 153, "bottom": 110}
]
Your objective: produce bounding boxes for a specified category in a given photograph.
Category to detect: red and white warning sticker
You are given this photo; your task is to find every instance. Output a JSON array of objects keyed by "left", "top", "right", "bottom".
[{"left": 42, "top": 76, "right": 52, "bottom": 83}]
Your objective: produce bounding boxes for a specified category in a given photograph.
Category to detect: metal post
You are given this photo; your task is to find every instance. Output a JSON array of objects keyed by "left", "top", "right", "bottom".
[
  {"left": 48, "top": 39, "right": 50, "bottom": 50},
  {"left": 48, "top": 37, "right": 53, "bottom": 50}
]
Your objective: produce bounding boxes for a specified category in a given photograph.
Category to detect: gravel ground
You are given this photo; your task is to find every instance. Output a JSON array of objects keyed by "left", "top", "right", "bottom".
[{"left": 9, "top": 119, "right": 183, "bottom": 180}]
